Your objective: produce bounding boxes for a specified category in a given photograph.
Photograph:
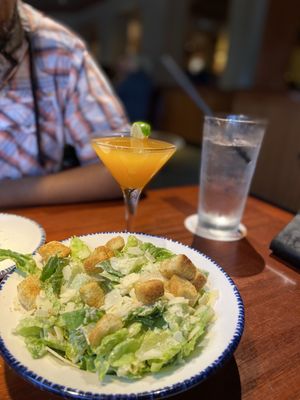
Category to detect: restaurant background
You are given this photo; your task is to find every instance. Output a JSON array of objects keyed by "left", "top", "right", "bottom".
[{"left": 26, "top": 0, "right": 300, "bottom": 213}]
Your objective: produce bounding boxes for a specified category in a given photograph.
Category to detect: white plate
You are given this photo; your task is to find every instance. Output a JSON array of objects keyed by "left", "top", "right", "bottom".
[
  {"left": 0, "top": 213, "right": 46, "bottom": 275},
  {"left": 184, "top": 214, "right": 247, "bottom": 242},
  {"left": 0, "top": 232, "right": 244, "bottom": 399}
]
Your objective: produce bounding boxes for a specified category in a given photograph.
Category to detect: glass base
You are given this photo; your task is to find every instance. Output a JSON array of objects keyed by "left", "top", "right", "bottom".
[{"left": 184, "top": 214, "right": 247, "bottom": 242}]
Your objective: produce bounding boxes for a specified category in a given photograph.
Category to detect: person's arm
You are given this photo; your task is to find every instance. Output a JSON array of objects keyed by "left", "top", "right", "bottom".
[{"left": 0, "top": 163, "right": 121, "bottom": 208}]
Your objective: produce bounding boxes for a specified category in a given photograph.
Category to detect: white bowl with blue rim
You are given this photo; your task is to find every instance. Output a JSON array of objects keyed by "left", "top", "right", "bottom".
[{"left": 0, "top": 232, "right": 244, "bottom": 399}]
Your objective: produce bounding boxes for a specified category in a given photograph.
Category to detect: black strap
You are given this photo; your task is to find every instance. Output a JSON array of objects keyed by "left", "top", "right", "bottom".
[
  {"left": 25, "top": 31, "right": 80, "bottom": 170},
  {"left": 0, "top": 48, "right": 18, "bottom": 67},
  {"left": 25, "top": 31, "right": 45, "bottom": 167}
]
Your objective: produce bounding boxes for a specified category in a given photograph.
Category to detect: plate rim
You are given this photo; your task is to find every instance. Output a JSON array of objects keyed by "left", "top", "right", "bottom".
[
  {"left": 0, "top": 231, "right": 244, "bottom": 399},
  {"left": 0, "top": 212, "right": 46, "bottom": 276}
]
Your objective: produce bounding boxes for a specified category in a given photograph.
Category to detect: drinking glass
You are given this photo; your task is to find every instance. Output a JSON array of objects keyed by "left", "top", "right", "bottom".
[
  {"left": 196, "top": 114, "right": 267, "bottom": 241},
  {"left": 92, "top": 132, "right": 176, "bottom": 231}
]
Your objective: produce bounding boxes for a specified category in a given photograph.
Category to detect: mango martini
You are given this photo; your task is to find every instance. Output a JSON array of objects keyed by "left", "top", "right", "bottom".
[{"left": 92, "top": 125, "right": 176, "bottom": 230}]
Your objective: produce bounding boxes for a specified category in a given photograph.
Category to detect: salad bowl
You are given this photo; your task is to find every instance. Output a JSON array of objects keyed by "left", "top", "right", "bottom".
[{"left": 0, "top": 232, "right": 244, "bottom": 399}]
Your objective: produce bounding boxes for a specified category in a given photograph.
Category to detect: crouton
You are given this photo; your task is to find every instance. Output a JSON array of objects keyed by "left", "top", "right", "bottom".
[
  {"left": 159, "top": 254, "right": 197, "bottom": 281},
  {"left": 167, "top": 275, "right": 198, "bottom": 306},
  {"left": 88, "top": 313, "right": 123, "bottom": 347},
  {"left": 79, "top": 281, "right": 105, "bottom": 308},
  {"left": 17, "top": 275, "right": 41, "bottom": 310},
  {"left": 38, "top": 241, "right": 70, "bottom": 261},
  {"left": 84, "top": 246, "right": 114, "bottom": 274},
  {"left": 191, "top": 271, "right": 207, "bottom": 291},
  {"left": 134, "top": 279, "right": 164, "bottom": 305},
  {"left": 105, "top": 236, "right": 125, "bottom": 252}
]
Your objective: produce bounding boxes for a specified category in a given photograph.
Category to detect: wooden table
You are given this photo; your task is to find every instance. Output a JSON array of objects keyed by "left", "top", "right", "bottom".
[{"left": 0, "top": 186, "right": 299, "bottom": 400}]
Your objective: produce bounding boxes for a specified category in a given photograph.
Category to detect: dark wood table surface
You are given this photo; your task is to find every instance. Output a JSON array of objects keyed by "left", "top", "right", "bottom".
[{"left": 0, "top": 185, "right": 299, "bottom": 400}]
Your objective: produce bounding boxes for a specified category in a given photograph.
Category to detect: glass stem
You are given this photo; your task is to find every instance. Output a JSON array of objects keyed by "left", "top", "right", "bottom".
[{"left": 122, "top": 188, "right": 142, "bottom": 232}]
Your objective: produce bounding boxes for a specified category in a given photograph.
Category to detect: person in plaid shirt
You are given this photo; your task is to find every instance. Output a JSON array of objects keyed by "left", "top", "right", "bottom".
[{"left": 0, "top": 0, "right": 128, "bottom": 207}]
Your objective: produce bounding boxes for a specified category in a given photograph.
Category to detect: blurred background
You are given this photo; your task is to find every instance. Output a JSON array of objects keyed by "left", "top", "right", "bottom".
[{"left": 26, "top": 0, "right": 300, "bottom": 212}]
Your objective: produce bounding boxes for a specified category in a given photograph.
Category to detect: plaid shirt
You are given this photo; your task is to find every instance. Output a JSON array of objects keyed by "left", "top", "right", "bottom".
[{"left": 0, "top": 2, "right": 128, "bottom": 179}]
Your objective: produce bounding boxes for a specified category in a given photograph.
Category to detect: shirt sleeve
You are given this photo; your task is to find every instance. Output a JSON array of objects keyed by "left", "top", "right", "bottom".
[{"left": 63, "top": 46, "right": 129, "bottom": 165}]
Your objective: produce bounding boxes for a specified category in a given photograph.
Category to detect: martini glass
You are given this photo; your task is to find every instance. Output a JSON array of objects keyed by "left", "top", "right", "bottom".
[{"left": 92, "top": 132, "right": 176, "bottom": 231}]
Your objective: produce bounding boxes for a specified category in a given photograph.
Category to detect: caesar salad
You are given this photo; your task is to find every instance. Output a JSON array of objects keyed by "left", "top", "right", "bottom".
[{"left": 0, "top": 235, "right": 216, "bottom": 380}]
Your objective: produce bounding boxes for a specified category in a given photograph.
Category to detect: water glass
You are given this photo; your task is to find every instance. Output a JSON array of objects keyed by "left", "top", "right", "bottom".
[{"left": 197, "top": 114, "right": 267, "bottom": 241}]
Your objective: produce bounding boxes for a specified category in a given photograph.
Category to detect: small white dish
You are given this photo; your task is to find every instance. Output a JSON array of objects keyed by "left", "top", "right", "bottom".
[
  {"left": 0, "top": 213, "right": 46, "bottom": 275},
  {"left": 184, "top": 214, "right": 247, "bottom": 242},
  {"left": 0, "top": 232, "right": 244, "bottom": 399}
]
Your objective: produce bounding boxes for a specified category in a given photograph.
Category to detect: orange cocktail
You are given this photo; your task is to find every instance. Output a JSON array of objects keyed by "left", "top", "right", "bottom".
[
  {"left": 92, "top": 134, "right": 176, "bottom": 230},
  {"left": 92, "top": 136, "right": 175, "bottom": 189}
]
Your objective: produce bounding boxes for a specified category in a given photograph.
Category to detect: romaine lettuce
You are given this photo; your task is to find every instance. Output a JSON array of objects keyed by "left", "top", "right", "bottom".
[
  {"left": 66, "top": 330, "right": 88, "bottom": 363},
  {"left": 126, "top": 302, "right": 167, "bottom": 330},
  {"left": 70, "top": 237, "right": 91, "bottom": 260},
  {"left": 59, "top": 309, "right": 85, "bottom": 331},
  {"left": 25, "top": 337, "right": 47, "bottom": 358},
  {"left": 0, "top": 249, "right": 38, "bottom": 275},
  {"left": 140, "top": 242, "right": 174, "bottom": 261}
]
